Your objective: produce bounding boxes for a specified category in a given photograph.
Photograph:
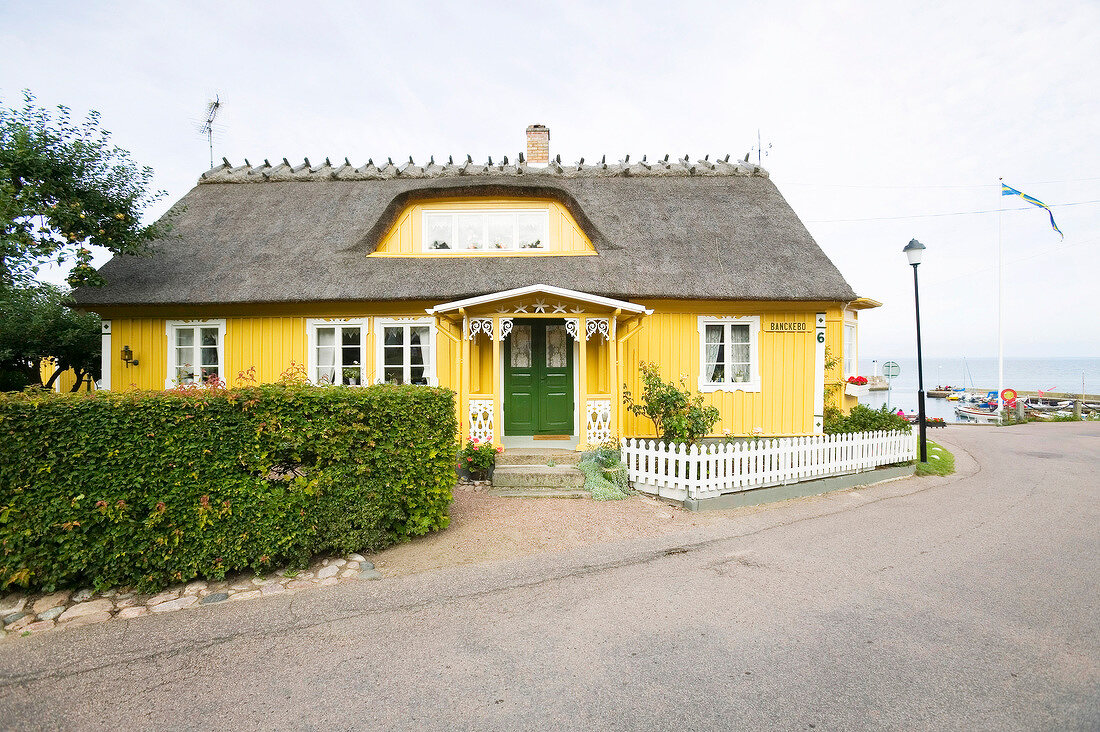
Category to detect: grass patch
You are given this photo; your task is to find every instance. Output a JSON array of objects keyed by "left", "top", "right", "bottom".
[{"left": 916, "top": 440, "right": 955, "bottom": 476}]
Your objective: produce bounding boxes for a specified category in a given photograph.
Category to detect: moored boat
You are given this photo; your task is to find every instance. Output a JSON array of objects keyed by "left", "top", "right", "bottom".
[{"left": 955, "top": 405, "right": 1001, "bottom": 424}]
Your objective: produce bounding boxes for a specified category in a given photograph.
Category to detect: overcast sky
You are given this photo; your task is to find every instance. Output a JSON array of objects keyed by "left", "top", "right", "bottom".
[{"left": 3, "top": 0, "right": 1097, "bottom": 359}]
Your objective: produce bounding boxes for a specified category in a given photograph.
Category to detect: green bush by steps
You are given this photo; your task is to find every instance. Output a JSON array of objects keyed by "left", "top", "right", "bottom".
[{"left": 0, "top": 383, "right": 456, "bottom": 593}]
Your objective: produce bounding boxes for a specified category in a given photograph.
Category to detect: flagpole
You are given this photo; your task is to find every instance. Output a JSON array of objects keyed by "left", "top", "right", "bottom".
[{"left": 997, "top": 178, "right": 1004, "bottom": 421}]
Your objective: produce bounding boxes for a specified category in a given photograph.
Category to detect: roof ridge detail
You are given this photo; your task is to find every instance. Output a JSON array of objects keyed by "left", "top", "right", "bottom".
[{"left": 198, "top": 155, "right": 769, "bottom": 183}]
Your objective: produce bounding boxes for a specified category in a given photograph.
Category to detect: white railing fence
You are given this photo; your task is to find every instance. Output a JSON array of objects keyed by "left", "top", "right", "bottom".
[{"left": 621, "top": 430, "right": 917, "bottom": 501}]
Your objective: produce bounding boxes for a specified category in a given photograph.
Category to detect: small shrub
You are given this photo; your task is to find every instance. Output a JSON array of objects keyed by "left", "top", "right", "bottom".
[
  {"left": 578, "top": 442, "right": 631, "bottom": 500},
  {"left": 458, "top": 437, "right": 501, "bottom": 480},
  {"left": 623, "top": 362, "right": 720, "bottom": 444},
  {"left": 824, "top": 404, "right": 911, "bottom": 434}
]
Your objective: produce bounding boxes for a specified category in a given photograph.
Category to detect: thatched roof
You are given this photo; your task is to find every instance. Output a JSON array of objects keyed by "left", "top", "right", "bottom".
[{"left": 73, "top": 155, "right": 858, "bottom": 307}]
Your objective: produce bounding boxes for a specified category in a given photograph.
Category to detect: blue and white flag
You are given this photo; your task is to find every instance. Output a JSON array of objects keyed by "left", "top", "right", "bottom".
[{"left": 1001, "top": 183, "right": 1064, "bottom": 239}]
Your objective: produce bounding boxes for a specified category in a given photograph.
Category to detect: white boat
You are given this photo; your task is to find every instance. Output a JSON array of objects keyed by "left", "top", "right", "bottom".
[{"left": 955, "top": 405, "right": 1001, "bottom": 424}]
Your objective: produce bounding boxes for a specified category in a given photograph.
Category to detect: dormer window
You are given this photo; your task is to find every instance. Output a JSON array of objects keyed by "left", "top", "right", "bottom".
[{"left": 422, "top": 209, "right": 549, "bottom": 252}]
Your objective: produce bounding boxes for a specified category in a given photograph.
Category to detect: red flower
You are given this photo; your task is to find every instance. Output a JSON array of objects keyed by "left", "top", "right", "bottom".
[
  {"left": 496, "top": 447, "right": 503, "bottom": 453},
  {"left": 467, "top": 457, "right": 473, "bottom": 462},
  {"left": 470, "top": 437, "right": 479, "bottom": 444}
]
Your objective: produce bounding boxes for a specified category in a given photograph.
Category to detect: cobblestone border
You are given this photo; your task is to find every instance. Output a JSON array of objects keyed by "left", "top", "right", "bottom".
[{"left": 0, "top": 554, "right": 381, "bottom": 640}]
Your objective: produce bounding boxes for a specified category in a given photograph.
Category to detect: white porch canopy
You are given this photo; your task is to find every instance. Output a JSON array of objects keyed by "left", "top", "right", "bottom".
[{"left": 425, "top": 284, "right": 653, "bottom": 316}]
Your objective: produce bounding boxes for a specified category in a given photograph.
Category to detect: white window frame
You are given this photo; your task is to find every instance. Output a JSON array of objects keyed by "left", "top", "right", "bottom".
[
  {"left": 843, "top": 319, "right": 858, "bottom": 378},
  {"left": 421, "top": 208, "right": 550, "bottom": 252},
  {"left": 375, "top": 317, "right": 438, "bottom": 386},
  {"left": 165, "top": 319, "right": 227, "bottom": 389},
  {"left": 306, "top": 318, "right": 369, "bottom": 386},
  {"left": 697, "top": 315, "right": 761, "bottom": 393}
]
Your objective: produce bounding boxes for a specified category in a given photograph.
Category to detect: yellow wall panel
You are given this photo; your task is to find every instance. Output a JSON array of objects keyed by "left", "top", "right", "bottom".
[
  {"left": 620, "top": 303, "right": 843, "bottom": 437},
  {"left": 109, "top": 317, "right": 167, "bottom": 391},
  {"left": 100, "top": 299, "right": 857, "bottom": 437}
]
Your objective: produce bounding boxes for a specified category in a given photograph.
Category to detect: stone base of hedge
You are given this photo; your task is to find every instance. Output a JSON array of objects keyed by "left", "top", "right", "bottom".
[{"left": 0, "top": 383, "right": 457, "bottom": 593}]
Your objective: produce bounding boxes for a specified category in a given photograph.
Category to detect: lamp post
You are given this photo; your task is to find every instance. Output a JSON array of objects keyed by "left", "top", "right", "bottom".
[{"left": 903, "top": 238, "right": 928, "bottom": 463}]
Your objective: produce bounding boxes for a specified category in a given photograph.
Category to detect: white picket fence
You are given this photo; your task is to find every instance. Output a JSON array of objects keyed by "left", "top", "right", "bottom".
[{"left": 621, "top": 430, "right": 917, "bottom": 501}]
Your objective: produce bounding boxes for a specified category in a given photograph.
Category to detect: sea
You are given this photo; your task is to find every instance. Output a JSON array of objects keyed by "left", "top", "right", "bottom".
[{"left": 857, "top": 356, "right": 1100, "bottom": 423}]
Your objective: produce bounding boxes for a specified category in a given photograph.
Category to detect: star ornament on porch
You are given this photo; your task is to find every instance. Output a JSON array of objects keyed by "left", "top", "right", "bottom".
[
  {"left": 569, "top": 305, "right": 585, "bottom": 313},
  {"left": 532, "top": 298, "right": 548, "bottom": 313},
  {"left": 552, "top": 303, "right": 567, "bottom": 313}
]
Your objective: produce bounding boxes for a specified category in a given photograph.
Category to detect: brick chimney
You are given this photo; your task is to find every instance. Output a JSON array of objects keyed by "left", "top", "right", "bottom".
[{"left": 526, "top": 124, "right": 549, "bottom": 166}]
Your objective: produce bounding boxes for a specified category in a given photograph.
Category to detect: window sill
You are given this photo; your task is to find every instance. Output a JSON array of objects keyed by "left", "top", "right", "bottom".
[{"left": 699, "top": 381, "right": 762, "bottom": 394}]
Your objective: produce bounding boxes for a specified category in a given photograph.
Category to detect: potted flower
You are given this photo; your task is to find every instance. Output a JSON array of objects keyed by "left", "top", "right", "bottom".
[
  {"left": 844, "top": 375, "right": 870, "bottom": 397},
  {"left": 458, "top": 436, "right": 502, "bottom": 481}
]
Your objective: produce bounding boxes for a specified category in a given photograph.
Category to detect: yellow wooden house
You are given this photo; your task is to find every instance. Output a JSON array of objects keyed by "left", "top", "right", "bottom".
[{"left": 74, "top": 125, "right": 878, "bottom": 449}]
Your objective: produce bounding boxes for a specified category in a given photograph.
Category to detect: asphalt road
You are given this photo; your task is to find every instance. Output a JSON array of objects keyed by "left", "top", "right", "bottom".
[{"left": 1, "top": 423, "right": 1097, "bottom": 731}]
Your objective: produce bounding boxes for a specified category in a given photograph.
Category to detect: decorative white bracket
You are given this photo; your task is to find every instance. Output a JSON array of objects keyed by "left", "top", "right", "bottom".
[
  {"left": 468, "top": 317, "right": 514, "bottom": 340},
  {"left": 468, "top": 318, "right": 492, "bottom": 340},
  {"left": 585, "top": 318, "right": 610, "bottom": 341},
  {"left": 564, "top": 318, "right": 580, "bottom": 340}
]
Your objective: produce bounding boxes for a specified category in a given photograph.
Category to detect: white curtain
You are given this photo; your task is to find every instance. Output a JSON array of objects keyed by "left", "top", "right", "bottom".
[
  {"left": 545, "top": 325, "right": 567, "bottom": 368},
  {"left": 728, "top": 325, "right": 751, "bottom": 381},
  {"left": 705, "top": 325, "right": 723, "bottom": 381},
  {"left": 316, "top": 328, "right": 336, "bottom": 384},
  {"left": 511, "top": 325, "right": 532, "bottom": 368}
]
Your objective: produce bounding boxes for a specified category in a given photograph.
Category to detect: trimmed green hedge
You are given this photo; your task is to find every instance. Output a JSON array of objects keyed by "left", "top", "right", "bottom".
[{"left": 0, "top": 383, "right": 457, "bottom": 592}]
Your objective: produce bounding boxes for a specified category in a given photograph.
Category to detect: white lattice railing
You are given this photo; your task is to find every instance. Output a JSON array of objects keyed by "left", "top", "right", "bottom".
[
  {"left": 468, "top": 397, "right": 493, "bottom": 443},
  {"left": 585, "top": 398, "right": 612, "bottom": 443},
  {"left": 621, "top": 430, "right": 917, "bottom": 501}
]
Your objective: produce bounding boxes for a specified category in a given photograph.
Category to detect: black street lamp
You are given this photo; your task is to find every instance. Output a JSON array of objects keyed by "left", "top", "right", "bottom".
[{"left": 904, "top": 238, "right": 928, "bottom": 463}]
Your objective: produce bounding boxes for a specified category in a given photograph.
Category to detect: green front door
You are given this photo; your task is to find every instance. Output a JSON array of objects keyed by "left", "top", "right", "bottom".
[{"left": 503, "top": 320, "right": 574, "bottom": 436}]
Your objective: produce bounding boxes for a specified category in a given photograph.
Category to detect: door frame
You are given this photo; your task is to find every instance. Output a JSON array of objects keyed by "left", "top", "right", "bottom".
[{"left": 499, "top": 323, "right": 580, "bottom": 438}]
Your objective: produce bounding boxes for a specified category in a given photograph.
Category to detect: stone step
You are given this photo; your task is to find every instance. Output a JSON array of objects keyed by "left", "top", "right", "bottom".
[
  {"left": 491, "top": 464, "right": 586, "bottom": 489},
  {"left": 488, "top": 489, "right": 589, "bottom": 499},
  {"left": 497, "top": 449, "right": 582, "bottom": 466}
]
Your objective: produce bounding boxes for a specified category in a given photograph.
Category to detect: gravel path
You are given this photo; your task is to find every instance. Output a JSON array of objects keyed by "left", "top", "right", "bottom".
[{"left": 371, "top": 489, "right": 733, "bottom": 577}]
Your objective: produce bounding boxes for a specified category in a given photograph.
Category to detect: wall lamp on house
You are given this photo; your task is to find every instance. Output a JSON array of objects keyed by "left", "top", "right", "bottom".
[{"left": 120, "top": 345, "right": 139, "bottom": 367}]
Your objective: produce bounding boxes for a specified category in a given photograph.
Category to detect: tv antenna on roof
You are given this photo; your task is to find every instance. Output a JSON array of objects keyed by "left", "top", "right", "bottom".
[
  {"left": 199, "top": 95, "right": 221, "bottom": 169},
  {"left": 752, "top": 129, "right": 773, "bottom": 165}
]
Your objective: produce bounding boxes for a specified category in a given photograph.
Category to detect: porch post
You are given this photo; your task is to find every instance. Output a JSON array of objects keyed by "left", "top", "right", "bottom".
[
  {"left": 617, "top": 336, "right": 626, "bottom": 441},
  {"left": 492, "top": 314, "right": 502, "bottom": 448},
  {"left": 609, "top": 310, "right": 620, "bottom": 440},
  {"left": 577, "top": 315, "right": 588, "bottom": 450},
  {"left": 460, "top": 311, "right": 470, "bottom": 446}
]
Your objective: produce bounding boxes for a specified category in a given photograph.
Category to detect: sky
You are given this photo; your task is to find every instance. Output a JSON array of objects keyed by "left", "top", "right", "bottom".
[{"left": 3, "top": 0, "right": 1098, "bottom": 359}]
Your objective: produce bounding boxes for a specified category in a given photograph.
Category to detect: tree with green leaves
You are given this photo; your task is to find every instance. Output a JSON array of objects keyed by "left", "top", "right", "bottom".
[
  {"left": 0, "top": 282, "right": 101, "bottom": 391},
  {"left": 0, "top": 90, "right": 168, "bottom": 290},
  {"left": 623, "top": 362, "right": 720, "bottom": 444}
]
